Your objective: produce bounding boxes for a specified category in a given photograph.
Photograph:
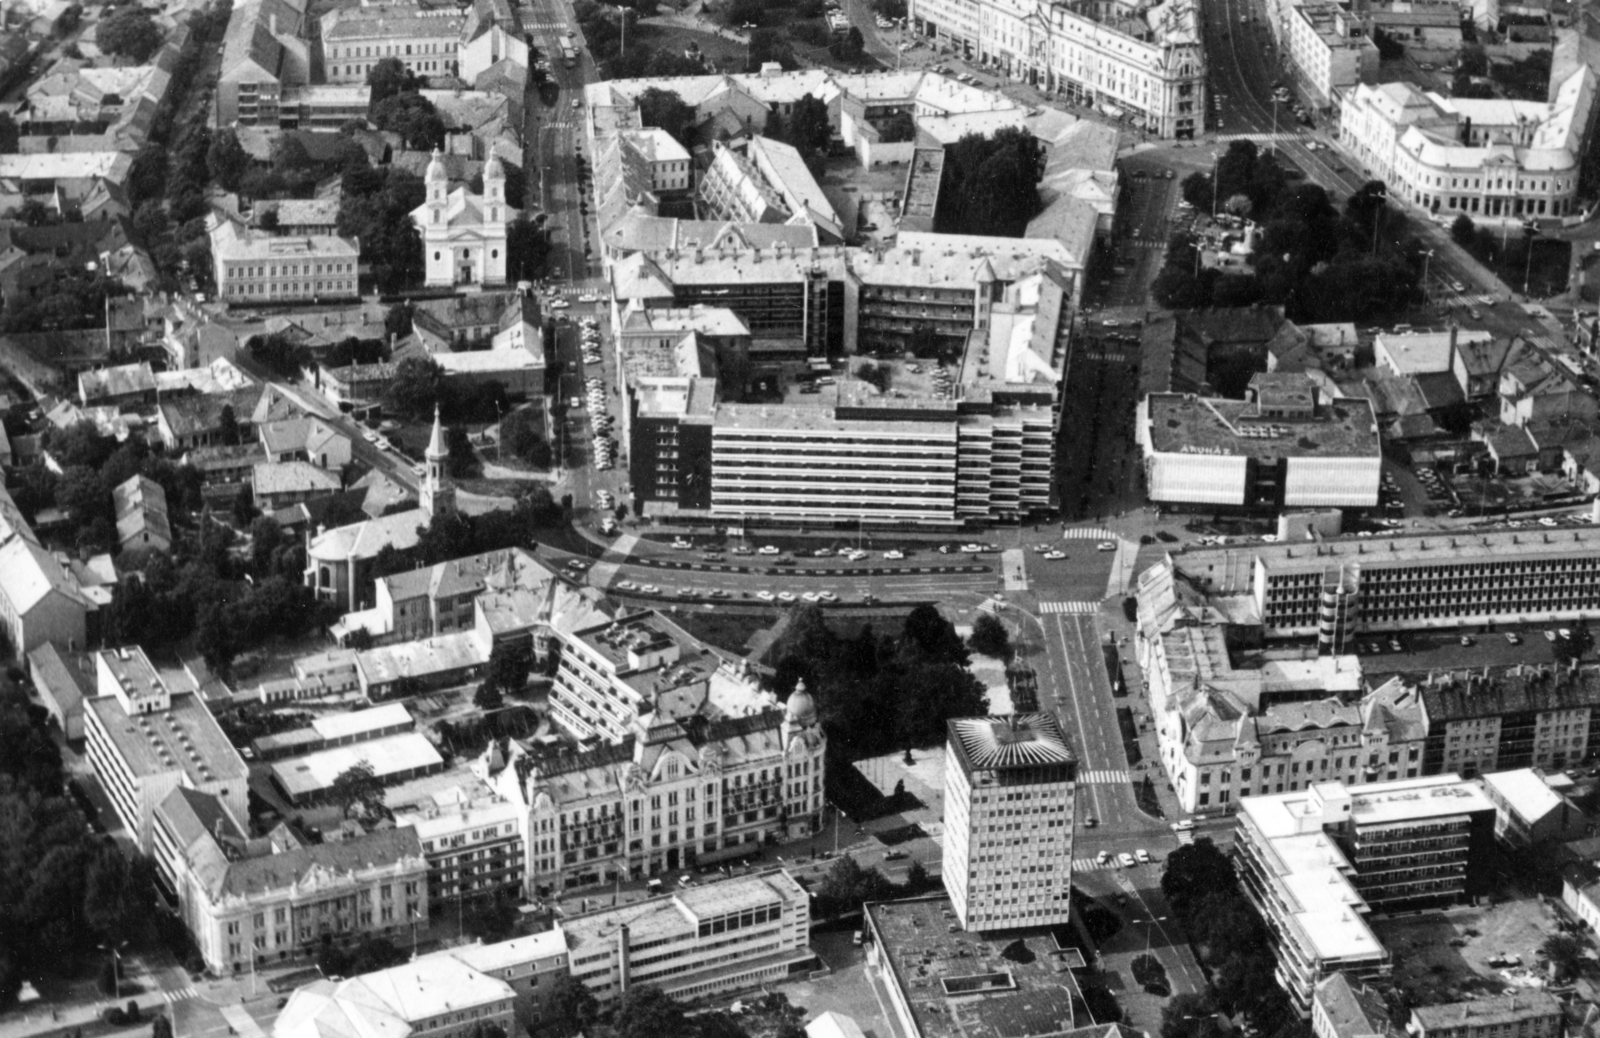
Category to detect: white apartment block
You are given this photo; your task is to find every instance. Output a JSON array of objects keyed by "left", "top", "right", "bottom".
[
  {"left": 389, "top": 766, "right": 529, "bottom": 903},
  {"left": 943, "top": 714, "right": 1076, "bottom": 932},
  {"left": 320, "top": 4, "right": 466, "bottom": 83},
  {"left": 1341, "top": 65, "right": 1596, "bottom": 221},
  {"left": 563, "top": 871, "right": 813, "bottom": 1004},
  {"left": 1282, "top": 1, "right": 1378, "bottom": 107},
  {"left": 908, "top": 0, "right": 1206, "bottom": 137},
  {"left": 83, "top": 646, "right": 249, "bottom": 855},
  {"left": 208, "top": 216, "right": 360, "bottom": 303}
]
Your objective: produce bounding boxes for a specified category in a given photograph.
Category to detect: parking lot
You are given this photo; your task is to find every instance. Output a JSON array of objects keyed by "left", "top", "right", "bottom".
[{"left": 1370, "top": 898, "right": 1566, "bottom": 1006}]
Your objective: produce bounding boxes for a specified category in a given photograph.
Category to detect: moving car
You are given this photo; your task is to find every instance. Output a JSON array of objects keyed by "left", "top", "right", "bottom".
[
  {"left": 1118, "top": 852, "right": 1136, "bottom": 868},
  {"left": 883, "top": 550, "right": 905, "bottom": 560},
  {"left": 1096, "top": 541, "right": 1117, "bottom": 551},
  {"left": 758, "top": 545, "right": 781, "bottom": 555}
]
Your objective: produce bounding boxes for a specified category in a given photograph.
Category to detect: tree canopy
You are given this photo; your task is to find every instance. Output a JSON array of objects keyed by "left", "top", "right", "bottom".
[
  {"left": 367, "top": 57, "right": 421, "bottom": 104},
  {"left": 935, "top": 128, "right": 1043, "bottom": 237},
  {"left": 637, "top": 88, "right": 696, "bottom": 148},
  {"left": 99, "top": 7, "right": 165, "bottom": 62},
  {"left": 370, "top": 92, "right": 446, "bottom": 151}
]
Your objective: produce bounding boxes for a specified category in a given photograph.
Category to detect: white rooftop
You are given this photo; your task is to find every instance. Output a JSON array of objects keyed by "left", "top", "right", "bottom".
[
  {"left": 1481, "top": 768, "right": 1564, "bottom": 825},
  {"left": 309, "top": 703, "right": 413, "bottom": 742}
]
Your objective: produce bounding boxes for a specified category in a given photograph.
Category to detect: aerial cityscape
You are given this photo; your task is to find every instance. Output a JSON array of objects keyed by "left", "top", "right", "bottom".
[{"left": 1, "top": 0, "right": 1599, "bottom": 1035}]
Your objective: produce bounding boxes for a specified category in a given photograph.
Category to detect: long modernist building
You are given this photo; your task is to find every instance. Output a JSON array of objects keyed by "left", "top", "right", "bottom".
[
  {"left": 1233, "top": 775, "right": 1495, "bottom": 1014},
  {"left": 1166, "top": 524, "right": 1600, "bottom": 637}
]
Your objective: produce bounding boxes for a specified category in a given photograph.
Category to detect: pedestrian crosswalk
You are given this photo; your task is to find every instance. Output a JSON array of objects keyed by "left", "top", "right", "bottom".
[
  {"left": 1080, "top": 350, "right": 1130, "bottom": 363},
  {"left": 1213, "top": 132, "right": 1308, "bottom": 142},
  {"left": 1039, "top": 600, "right": 1098, "bottom": 614},
  {"left": 162, "top": 986, "right": 198, "bottom": 1004},
  {"left": 1074, "top": 856, "right": 1117, "bottom": 871},
  {"left": 1062, "top": 527, "right": 1117, "bottom": 540},
  {"left": 1080, "top": 768, "right": 1130, "bottom": 784},
  {"left": 1128, "top": 238, "right": 1167, "bottom": 248}
]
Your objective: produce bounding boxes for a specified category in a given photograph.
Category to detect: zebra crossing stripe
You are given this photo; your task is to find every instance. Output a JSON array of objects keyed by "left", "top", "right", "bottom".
[
  {"left": 1080, "top": 769, "right": 1130, "bottom": 784},
  {"left": 1062, "top": 527, "right": 1116, "bottom": 540},
  {"left": 1074, "top": 857, "right": 1113, "bottom": 871},
  {"left": 1040, "top": 601, "right": 1098, "bottom": 615},
  {"left": 162, "top": 987, "right": 198, "bottom": 1004}
]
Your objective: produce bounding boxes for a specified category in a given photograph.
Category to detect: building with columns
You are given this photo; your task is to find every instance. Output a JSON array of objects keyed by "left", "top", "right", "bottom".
[{"left": 413, "top": 146, "right": 515, "bottom": 289}]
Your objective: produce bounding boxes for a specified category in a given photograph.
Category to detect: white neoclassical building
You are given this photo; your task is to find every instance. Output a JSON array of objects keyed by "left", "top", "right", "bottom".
[
  {"left": 413, "top": 146, "right": 516, "bottom": 289},
  {"left": 1340, "top": 64, "right": 1596, "bottom": 222}
]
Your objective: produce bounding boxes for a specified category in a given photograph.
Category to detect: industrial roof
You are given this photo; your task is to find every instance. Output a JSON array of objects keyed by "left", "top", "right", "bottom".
[
  {"left": 310, "top": 703, "right": 414, "bottom": 742},
  {"left": 270, "top": 732, "right": 444, "bottom": 799}
]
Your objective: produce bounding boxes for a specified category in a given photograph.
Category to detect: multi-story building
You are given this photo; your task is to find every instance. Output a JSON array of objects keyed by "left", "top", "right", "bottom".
[
  {"left": 1410, "top": 993, "right": 1563, "bottom": 1038},
  {"left": 1137, "top": 373, "right": 1383, "bottom": 510},
  {"left": 275, "top": 950, "right": 511, "bottom": 1038},
  {"left": 1281, "top": 1, "right": 1378, "bottom": 108},
  {"left": 1419, "top": 665, "right": 1600, "bottom": 776},
  {"left": 208, "top": 215, "right": 360, "bottom": 304},
  {"left": 83, "top": 646, "right": 249, "bottom": 855},
  {"left": 905, "top": 0, "right": 1205, "bottom": 137},
  {"left": 217, "top": 0, "right": 311, "bottom": 126},
  {"left": 388, "top": 762, "right": 529, "bottom": 904},
  {"left": 113, "top": 474, "right": 172, "bottom": 555},
  {"left": 1167, "top": 525, "right": 1600, "bottom": 637},
  {"left": 1479, "top": 768, "right": 1583, "bottom": 846},
  {"left": 1234, "top": 776, "right": 1496, "bottom": 1014},
  {"left": 320, "top": 4, "right": 466, "bottom": 83},
  {"left": 1340, "top": 64, "right": 1595, "bottom": 222},
  {"left": 699, "top": 137, "right": 843, "bottom": 242},
  {"left": 0, "top": 485, "right": 90, "bottom": 655},
  {"left": 432, "top": 932, "right": 570, "bottom": 1030},
  {"left": 526, "top": 679, "right": 825, "bottom": 891},
  {"left": 154, "top": 790, "right": 430, "bottom": 974},
  {"left": 942, "top": 714, "right": 1075, "bottom": 931},
  {"left": 617, "top": 128, "right": 692, "bottom": 193},
  {"left": 562, "top": 870, "right": 813, "bottom": 1004}
]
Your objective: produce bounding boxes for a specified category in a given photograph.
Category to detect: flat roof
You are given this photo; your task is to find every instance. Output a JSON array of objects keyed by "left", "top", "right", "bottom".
[
  {"left": 865, "top": 895, "right": 1078, "bottom": 1038},
  {"left": 1480, "top": 768, "right": 1563, "bottom": 824},
  {"left": 355, "top": 632, "right": 487, "bottom": 685},
  {"left": 1143, "top": 392, "right": 1381, "bottom": 459},
  {"left": 270, "top": 732, "right": 444, "bottom": 798},
  {"left": 1177, "top": 525, "right": 1600, "bottom": 576},
  {"left": 563, "top": 871, "right": 804, "bottom": 949},
  {"left": 713, "top": 403, "right": 956, "bottom": 437},
  {"left": 310, "top": 703, "right": 414, "bottom": 741},
  {"left": 84, "top": 685, "right": 247, "bottom": 786}
]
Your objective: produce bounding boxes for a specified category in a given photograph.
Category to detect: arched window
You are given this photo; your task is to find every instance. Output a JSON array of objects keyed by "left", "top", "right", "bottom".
[{"left": 491, "top": 249, "right": 499, "bottom": 259}]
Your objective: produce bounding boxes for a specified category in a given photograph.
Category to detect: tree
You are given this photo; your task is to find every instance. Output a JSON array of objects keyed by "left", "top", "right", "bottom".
[
  {"left": 545, "top": 974, "right": 600, "bottom": 1037},
  {"left": 206, "top": 130, "right": 250, "bottom": 192},
  {"left": 445, "top": 425, "right": 477, "bottom": 478},
  {"left": 367, "top": 57, "right": 419, "bottom": 105},
  {"left": 878, "top": 110, "right": 916, "bottom": 144},
  {"left": 0, "top": 113, "right": 18, "bottom": 156},
  {"left": 486, "top": 640, "right": 532, "bottom": 695},
  {"left": 386, "top": 357, "right": 444, "bottom": 419},
  {"left": 612, "top": 986, "right": 691, "bottom": 1038},
  {"left": 500, "top": 406, "right": 550, "bottom": 466},
  {"left": 936, "top": 128, "right": 1043, "bottom": 237},
  {"left": 329, "top": 762, "right": 385, "bottom": 818},
  {"left": 788, "top": 94, "right": 832, "bottom": 156},
  {"left": 1543, "top": 934, "right": 1584, "bottom": 980},
  {"left": 473, "top": 681, "right": 504, "bottom": 711},
  {"left": 1160, "top": 838, "right": 1238, "bottom": 918},
  {"left": 100, "top": 7, "right": 164, "bottom": 62},
  {"left": 829, "top": 26, "right": 865, "bottom": 61},
  {"left": 505, "top": 216, "right": 549, "bottom": 282},
  {"left": 1162, "top": 993, "right": 1225, "bottom": 1038},
  {"left": 370, "top": 92, "right": 446, "bottom": 151},
  {"left": 151, "top": 1017, "right": 173, "bottom": 1038},
  {"left": 636, "top": 88, "right": 696, "bottom": 148},
  {"left": 1451, "top": 213, "right": 1476, "bottom": 247},
  {"left": 968, "top": 613, "right": 1011, "bottom": 659},
  {"left": 1180, "top": 171, "right": 1213, "bottom": 213}
]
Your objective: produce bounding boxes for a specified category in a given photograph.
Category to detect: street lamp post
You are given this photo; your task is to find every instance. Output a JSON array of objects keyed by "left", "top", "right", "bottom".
[
  {"left": 99, "top": 940, "right": 129, "bottom": 1000},
  {"left": 1420, "top": 248, "right": 1434, "bottom": 301},
  {"left": 1524, "top": 225, "right": 1540, "bottom": 298}
]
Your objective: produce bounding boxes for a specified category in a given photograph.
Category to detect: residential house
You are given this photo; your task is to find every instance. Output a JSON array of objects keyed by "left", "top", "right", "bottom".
[
  {"left": 113, "top": 474, "right": 172, "bottom": 554},
  {"left": 28, "top": 642, "right": 94, "bottom": 741},
  {"left": 252, "top": 461, "right": 342, "bottom": 511}
]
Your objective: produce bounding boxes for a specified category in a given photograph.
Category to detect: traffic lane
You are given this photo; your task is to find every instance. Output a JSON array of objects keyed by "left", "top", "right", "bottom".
[{"left": 1036, "top": 613, "right": 1128, "bottom": 821}]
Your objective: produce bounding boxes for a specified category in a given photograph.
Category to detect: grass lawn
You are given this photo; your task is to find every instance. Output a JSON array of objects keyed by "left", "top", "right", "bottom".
[
  {"left": 633, "top": 22, "right": 749, "bottom": 71},
  {"left": 1463, "top": 233, "right": 1571, "bottom": 297}
]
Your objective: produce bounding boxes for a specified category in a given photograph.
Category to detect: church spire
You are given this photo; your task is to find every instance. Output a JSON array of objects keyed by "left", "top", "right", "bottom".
[{"left": 421, "top": 405, "right": 454, "bottom": 519}]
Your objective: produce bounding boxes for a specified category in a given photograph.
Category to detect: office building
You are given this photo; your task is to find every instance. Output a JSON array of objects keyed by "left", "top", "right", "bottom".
[
  {"left": 563, "top": 871, "right": 813, "bottom": 1004},
  {"left": 154, "top": 791, "right": 430, "bottom": 974},
  {"left": 1410, "top": 994, "right": 1562, "bottom": 1038},
  {"left": 83, "top": 646, "right": 249, "bottom": 855},
  {"left": 1163, "top": 525, "right": 1600, "bottom": 638},
  {"left": 905, "top": 0, "right": 1204, "bottom": 137},
  {"left": 275, "top": 950, "right": 511, "bottom": 1038},
  {"left": 942, "top": 714, "right": 1075, "bottom": 931},
  {"left": 525, "top": 682, "right": 825, "bottom": 891},
  {"left": 1418, "top": 665, "right": 1600, "bottom": 776},
  {"left": 320, "top": 4, "right": 466, "bottom": 83},
  {"left": 1340, "top": 64, "right": 1595, "bottom": 221},
  {"left": 863, "top": 895, "right": 1078, "bottom": 1038},
  {"left": 208, "top": 215, "right": 360, "bottom": 303},
  {"left": 1233, "top": 776, "right": 1496, "bottom": 1013},
  {"left": 1136, "top": 373, "right": 1383, "bottom": 510}
]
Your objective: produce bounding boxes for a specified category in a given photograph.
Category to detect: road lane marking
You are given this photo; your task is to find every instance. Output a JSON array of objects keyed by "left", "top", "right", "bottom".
[{"left": 1040, "top": 601, "right": 1098, "bottom": 614}]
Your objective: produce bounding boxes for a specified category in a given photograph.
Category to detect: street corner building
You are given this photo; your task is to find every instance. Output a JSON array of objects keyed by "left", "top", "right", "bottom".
[{"left": 943, "top": 713, "right": 1076, "bottom": 932}]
